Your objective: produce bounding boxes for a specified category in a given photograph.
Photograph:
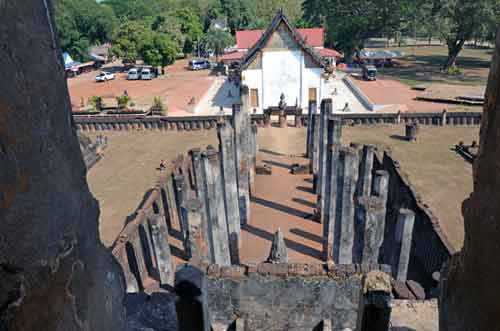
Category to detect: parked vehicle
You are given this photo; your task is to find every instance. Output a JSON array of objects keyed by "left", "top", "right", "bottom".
[
  {"left": 127, "top": 68, "right": 140, "bottom": 80},
  {"left": 189, "top": 59, "right": 211, "bottom": 70},
  {"left": 95, "top": 71, "right": 115, "bottom": 82},
  {"left": 140, "top": 68, "right": 153, "bottom": 80},
  {"left": 362, "top": 65, "right": 377, "bottom": 81}
]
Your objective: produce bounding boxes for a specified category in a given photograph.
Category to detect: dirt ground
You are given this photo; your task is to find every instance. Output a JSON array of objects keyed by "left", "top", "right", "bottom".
[
  {"left": 68, "top": 59, "right": 216, "bottom": 115},
  {"left": 351, "top": 75, "right": 482, "bottom": 113},
  {"left": 366, "top": 45, "right": 492, "bottom": 87},
  {"left": 86, "top": 125, "right": 476, "bottom": 251},
  {"left": 390, "top": 300, "right": 438, "bottom": 331}
]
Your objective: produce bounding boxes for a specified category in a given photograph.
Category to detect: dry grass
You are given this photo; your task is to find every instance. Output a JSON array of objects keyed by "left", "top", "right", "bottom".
[
  {"left": 87, "top": 125, "right": 478, "bottom": 250},
  {"left": 86, "top": 130, "right": 217, "bottom": 246}
]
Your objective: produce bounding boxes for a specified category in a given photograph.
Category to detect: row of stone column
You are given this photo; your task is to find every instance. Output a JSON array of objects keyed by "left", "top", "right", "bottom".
[{"left": 307, "top": 100, "right": 415, "bottom": 280}]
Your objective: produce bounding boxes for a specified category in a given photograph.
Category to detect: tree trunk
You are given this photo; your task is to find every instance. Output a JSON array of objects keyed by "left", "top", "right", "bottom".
[{"left": 443, "top": 39, "right": 465, "bottom": 71}]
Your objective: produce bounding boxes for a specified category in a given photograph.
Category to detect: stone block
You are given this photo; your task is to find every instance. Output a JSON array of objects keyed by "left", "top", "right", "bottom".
[
  {"left": 392, "top": 280, "right": 416, "bottom": 299},
  {"left": 207, "top": 264, "right": 221, "bottom": 277},
  {"left": 257, "top": 262, "right": 288, "bottom": 277},
  {"left": 220, "top": 266, "right": 246, "bottom": 279},
  {"left": 406, "top": 280, "right": 426, "bottom": 300},
  {"left": 287, "top": 263, "right": 324, "bottom": 277}
]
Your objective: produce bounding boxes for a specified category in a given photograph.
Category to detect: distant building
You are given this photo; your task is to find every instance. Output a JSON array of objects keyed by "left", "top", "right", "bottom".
[{"left": 222, "top": 11, "right": 341, "bottom": 112}]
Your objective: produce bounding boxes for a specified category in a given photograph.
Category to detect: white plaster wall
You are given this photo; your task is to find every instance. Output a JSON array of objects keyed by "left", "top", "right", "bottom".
[
  {"left": 262, "top": 50, "right": 302, "bottom": 109},
  {"left": 242, "top": 49, "right": 323, "bottom": 112},
  {"left": 302, "top": 67, "right": 323, "bottom": 110},
  {"left": 242, "top": 69, "right": 263, "bottom": 111}
]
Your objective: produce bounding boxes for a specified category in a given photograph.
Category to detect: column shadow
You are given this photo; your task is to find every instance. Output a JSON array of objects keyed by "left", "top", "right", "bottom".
[
  {"left": 251, "top": 196, "right": 311, "bottom": 218},
  {"left": 242, "top": 224, "right": 323, "bottom": 260},
  {"left": 296, "top": 185, "right": 315, "bottom": 194},
  {"left": 259, "top": 148, "right": 285, "bottom": 156},
  {"left": 290, "top": 228, "right": 324, "bottom": 244},
  {"left": 291, "top": 197, "right": 316, "bottom": 209},
  {"left": 262, "top": 159, "right": 291, "bottom": 169}
]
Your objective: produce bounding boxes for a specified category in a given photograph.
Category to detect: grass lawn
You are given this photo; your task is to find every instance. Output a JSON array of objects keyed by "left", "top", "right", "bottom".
[
  {"left": 366, "top": 45, "right": 493, "bottom": 87},
  {"left": 87, "top": 125, "right": 478, "bottom": 251}
]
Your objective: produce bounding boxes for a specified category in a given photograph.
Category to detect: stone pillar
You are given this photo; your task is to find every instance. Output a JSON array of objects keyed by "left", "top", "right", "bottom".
[
  {"left": 295, "top": 111, "right": 302, "bottom": 128},
  {"left": 202, "top": 146, "right": 231, "bottom": 266},
  {"left": 395, "top": 208, "right": 415, "bottom": 281},
  {"left": 322, "top": 145, "right": 340, "bottom": 261},
  {"left": 316, "top": 99, "right": 333, "bottom": 223},
  {"left": 249, "top": 124, "right": 258, "bottom": 195},
  {"left": 263, "top": 110, "right": 271, "bottom": 127},
  {"left": 311, "top": 112, "right": 321, "bottom": 189},
  {"left": 232, "top": 101, "right": 251, "bottom": 225},
  {"left": 317, "top": 102, "right": 342, "bottom": 223},
  {"left": 218, "top": 122, "right": 241, "bottom": 264},
  {"left": 149, "top": 214, "right": 174, "bottom": 286},
  {"left": 405, "top": 122, "right": 418, "bottom": 141},
  {"left": 306, "top": 101, "right": 317, "bottom": 160},
  {"left": 372, "top": 170, "right": 389, "bottom": 207},
  {"left": 267, "top": 228, "right": 288, "bottom": 263},
  {"left": 180, "top": 198, "right": 209, "bottom": 261},
  {"left": 163, "top": 176, "right": 180, "bottom": 232},
  {"left": 334, "top": 147, "right": 359, "bottom": 264},
  {"left": 354, "top": 196, "right": 386, "bottom": 264},
  {"left": 356, "top": 145, "right": 375, "bottom": 197},
  {"left": 441, "top": 109, "right": 447, "bottom": 125},
  {"left": 279, "top": 111, "right": 287, "bottom": 128},
  {"left": 174, "top": 174, "right": 188, "bottom": 236},
  {"left": 360, "top": 271, "right": 392, "bottom": 331},
  {"left": 189, "top": 148, "right": 202, "bottom": 191}
]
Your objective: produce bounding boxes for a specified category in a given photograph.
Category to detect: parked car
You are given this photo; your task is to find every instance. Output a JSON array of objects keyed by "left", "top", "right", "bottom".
[
  {"left": 140, "top": 68, "right": 153, "bottom": 80},
  {"left": 127, "top": 68, "right": 140, "bottom": 80},
  {"left": 362, "top": 65, "right": 377, "bottom": 81},
  {"left": 95, "top": 71, "right": 115, "bottom": 82},
  {"left": 189, "top": 59, "right": 211, "bottom": 70}
]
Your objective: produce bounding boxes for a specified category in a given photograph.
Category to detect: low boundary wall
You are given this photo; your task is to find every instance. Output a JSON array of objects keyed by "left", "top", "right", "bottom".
[
  {"left": 376, "top": 152, "right": 454, "bottom": 291},
  {"left": 73, "top": 111, "right": 481, "bottom": 132}
]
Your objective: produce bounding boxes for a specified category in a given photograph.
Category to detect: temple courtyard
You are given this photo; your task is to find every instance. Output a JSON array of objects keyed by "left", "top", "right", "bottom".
[{"left": 87, "top": 124, "right": 476, "bottom": 254}]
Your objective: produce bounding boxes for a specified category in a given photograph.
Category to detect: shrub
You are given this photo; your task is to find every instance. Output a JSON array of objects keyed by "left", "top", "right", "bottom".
[
  {"left": 88, "top": 96, "right": 104, "bottom": 111},
  {"left": 116, "top": 95, "right": 130, "bottom": 109},
  {"left": 151, "top": 96, "right": 167, "bottom": 115}
]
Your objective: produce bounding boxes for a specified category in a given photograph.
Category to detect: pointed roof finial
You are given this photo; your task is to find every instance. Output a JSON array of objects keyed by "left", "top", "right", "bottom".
[{"left": 267, "top": 228, "right": 288, "bottom": 263}]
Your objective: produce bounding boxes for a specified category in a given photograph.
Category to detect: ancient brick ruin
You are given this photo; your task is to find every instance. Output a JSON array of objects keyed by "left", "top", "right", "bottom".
[{"left": 110, "top": 91, "right": 453, "bottom": 330}]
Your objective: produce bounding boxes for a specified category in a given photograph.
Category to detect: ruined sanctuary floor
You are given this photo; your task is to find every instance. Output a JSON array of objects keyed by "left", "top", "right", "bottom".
[{"left": 87, "top": 125, "right": 478, "bottom": 253}]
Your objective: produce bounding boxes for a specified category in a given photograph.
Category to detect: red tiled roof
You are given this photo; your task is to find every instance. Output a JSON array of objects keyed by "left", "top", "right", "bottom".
[
  {"left": 220, "top": 50, "right": 247, "bottom": 61},
  {"left": 318, "top": 47, "right": 342, "bottom": 59},
  {"left": 236, "top": 28, "right": 324, "bottom": 49}
]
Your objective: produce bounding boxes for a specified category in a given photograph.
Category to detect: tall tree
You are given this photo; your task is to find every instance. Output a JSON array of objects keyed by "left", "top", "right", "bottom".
[
  {"left": 202, "top": 27, "right": 234, "bottom": 59},
  {"left": 435, "top": 0, "right": 498, "bottom": 70},
  {"left": 53, "top": 0, "right": 117, "bottom": 61}
]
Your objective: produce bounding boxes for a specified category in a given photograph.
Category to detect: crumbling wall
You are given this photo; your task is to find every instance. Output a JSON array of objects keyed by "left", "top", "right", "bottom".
[
  {"left": 0, "top": 2, "right": 124, "bottom": 330},
  {"left": 377, "top": 153, "right": 453, "bottom": 291},
  {"left": 439, "top": 31, "right": 500, "bottom": 330},
  {"left": 204, "top": 263, "right": 385, "bottom": 330}
]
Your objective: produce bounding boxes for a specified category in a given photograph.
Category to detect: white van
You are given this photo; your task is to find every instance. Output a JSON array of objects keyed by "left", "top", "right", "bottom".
[
  {"left": 189, "top": 59, "right": 210, "bottom": 70},
  {"left": 140, "top": 68, "right": 153, "bottom": 80},
  {"left": 127, "top": 68, "right": 140, "bottom": 80}
]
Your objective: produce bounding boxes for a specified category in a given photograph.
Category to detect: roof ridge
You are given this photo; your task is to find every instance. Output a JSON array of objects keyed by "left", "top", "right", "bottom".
[{"left": 241, "top": 10, "right": 325, "bottom": 69}]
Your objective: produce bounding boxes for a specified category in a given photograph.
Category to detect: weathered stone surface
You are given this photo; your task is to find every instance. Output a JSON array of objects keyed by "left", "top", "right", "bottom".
[
  {"left": 406, "top": 280, "right": 425, "bottom": 300},
  {"left": 439, "top": 32, "right": 500, "bottom": 331},
  {"left": 0, "top": 3, "right": 124, "bottom": 330},
  {"left": 125, "top": 292, "right": 178, "bottom": 331},
  {"left": 207, "top": 273, "right": 363, "bottom": 331},
  {"left": 392, "top": 281, "right": 416, "bottom": 300},
  {"left": 363, "top": 270, "right": 392, "bottom": 294},
  {"left": 267, "top": 228, "right": 288, "bottom": 263}
]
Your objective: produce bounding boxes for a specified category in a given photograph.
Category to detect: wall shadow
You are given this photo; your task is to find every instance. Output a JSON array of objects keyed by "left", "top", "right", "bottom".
[{"left": 389, "top": 134, "right": 408, "bottom": 141}]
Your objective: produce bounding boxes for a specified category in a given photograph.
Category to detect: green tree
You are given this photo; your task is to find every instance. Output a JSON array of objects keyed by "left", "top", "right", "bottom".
[
  {"left": 435, "top": 0, "right": 498, "bottom": 70},
  {"left": 173, "top": 8, "right": 204, "bottom": 53},
  {"left": 110, "top": 21, "right": 150, "bottom": 62},
  {"left": 202, "top": 27, "right": 234, "bottom": 59},
  {"left": 53, "top": 0, "right": 117, "bottom": 61},
  {"left": 141, "top": 33, "right": 179, "bottom": 69}
]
